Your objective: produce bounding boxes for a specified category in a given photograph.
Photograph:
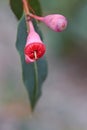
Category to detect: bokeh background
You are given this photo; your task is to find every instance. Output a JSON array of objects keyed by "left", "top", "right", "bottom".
[{"left": 0, "top": 0, "right": 87, "bottom": 129}]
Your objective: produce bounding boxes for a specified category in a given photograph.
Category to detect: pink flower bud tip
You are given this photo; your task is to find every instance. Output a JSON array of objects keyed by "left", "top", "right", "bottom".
[
  {"left": 24, "top": 21, "right": 46, "bottom": 63},
  {"left": 42, "top": 14, "right": 67, "bottom": 32}
]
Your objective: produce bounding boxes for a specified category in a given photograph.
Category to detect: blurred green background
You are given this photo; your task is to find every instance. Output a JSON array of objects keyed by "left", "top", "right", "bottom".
[{"left": 1, "top": 0, "right": 87, "bottom": 130}]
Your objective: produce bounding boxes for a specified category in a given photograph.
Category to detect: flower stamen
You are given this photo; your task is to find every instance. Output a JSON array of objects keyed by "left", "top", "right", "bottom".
[{"left": 34, "top": 51, "right": 37, "bottom": 60}]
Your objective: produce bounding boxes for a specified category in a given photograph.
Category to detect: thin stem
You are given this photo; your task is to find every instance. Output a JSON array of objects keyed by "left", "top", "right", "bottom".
[
  {"left": 22, "top": 0, "right": 31, "bottom": 32},
  {"left": 29, "top": 13, "right": 44, "bottom": 21},
  {"left": 22, "top": 0, "right": 30, "bottom": 15}
]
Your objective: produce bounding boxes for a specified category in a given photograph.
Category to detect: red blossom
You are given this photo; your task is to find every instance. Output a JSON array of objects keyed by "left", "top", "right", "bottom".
[{"left": 24, "top": 21, "right": 46, "bottom": 63}]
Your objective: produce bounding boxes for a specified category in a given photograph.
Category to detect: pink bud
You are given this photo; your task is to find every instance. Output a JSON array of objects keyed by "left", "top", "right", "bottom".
[
  {"left": 30, "top": 14, "right": 67, "bottom": 32},
  {"left": 24, "top": 21, "right": 46, "bottom": 63},
  {"left": 41, "top": 14, "right": 67, "bottom": 32}
]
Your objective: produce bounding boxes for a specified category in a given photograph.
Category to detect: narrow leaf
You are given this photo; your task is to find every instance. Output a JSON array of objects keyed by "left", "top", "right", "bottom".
[{"left": 16, "top": 16, "right": 47, "bottom": 110}]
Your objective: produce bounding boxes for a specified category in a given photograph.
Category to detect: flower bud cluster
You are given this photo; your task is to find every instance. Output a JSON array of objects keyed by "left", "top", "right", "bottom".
[{"left": 23, "top": 0, "right": 67, "bottom": 63}]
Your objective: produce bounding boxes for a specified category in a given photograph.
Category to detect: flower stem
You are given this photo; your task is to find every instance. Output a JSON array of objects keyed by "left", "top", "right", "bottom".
[
  {"left": 22, "top": 0, "right": 30, "bottom": 32},
  {"left": 29, "top": 13, "right": 44, "bottom": 21},
  {"left": 22, "top": 0, "right": 30, "bottom": 15}
]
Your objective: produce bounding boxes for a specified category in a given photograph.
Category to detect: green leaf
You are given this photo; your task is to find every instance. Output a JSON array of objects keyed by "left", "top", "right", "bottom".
[
  {"left": 16, "top": 16, "right": 47, "bottom": 110},
  {"left": 10, "top": 0, "right": 23, "bottom": 20},
  {"left": 10, "top": 0, "right": 42, "bottom": 20}
]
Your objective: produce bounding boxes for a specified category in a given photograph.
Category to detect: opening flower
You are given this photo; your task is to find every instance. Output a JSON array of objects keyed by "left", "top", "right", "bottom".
[{"left": 24, "top": 20, "right": 46, "bottom": 63}]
